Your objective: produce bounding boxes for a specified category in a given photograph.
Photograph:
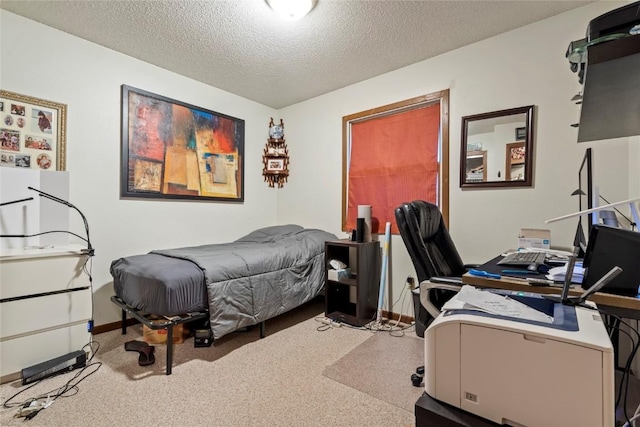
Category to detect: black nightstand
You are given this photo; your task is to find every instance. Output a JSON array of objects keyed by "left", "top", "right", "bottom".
[{"left": 324, "top": 239, "right": 380, "bottom": 326}]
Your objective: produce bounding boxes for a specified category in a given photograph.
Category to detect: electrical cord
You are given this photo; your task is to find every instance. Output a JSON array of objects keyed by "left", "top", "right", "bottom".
[
  {"left": 613, "top": 326, "right": 637, "bottom": 423},
  {"left": 387, "top": 281, "right": 413, "bottom": 337},
  {"left": 609, "top": 318, "right": 639, "bottom": 424},
  {"left": 318, "top": 277, "right": 416, "bottom": 336},
  {"left": 0, "top": 229, "right": 89, "bottom": 243},
  {"left": 2, "top": 342, "right": 99, "bottom": 410},
  {"left": 363, "top": 276, "right": 416, "bottom": 336},
  {"left": 622, "top": 403, "right": 640, "bottom": 427},
  {"left": 313, "top": 316, "right": 335, "bottom": 332},
  {"left": 2, "top": 339, "right": 102, "bottom": 420},
  {"left": 585, "top": 305, "right": 640, "bottom": 426},
  {"left": 81, "top": 254, "right": 95, "bottom": 334}
]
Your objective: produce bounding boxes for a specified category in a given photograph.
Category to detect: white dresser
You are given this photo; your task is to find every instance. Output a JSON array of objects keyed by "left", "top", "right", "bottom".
[{"left": 0, "top": 245, "right": 92, "bottom": 383}]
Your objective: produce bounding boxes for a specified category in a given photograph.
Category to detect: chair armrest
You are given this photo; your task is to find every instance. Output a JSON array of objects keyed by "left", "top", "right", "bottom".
[
  {"left": 418, "top": 279, "right": 462, "bottom": 319},
  {"left": 463, "top": 264, "right": 481, "bottom": 269},
  {"left": 430, "top": 276, "right": 463, "bottom": 285}
]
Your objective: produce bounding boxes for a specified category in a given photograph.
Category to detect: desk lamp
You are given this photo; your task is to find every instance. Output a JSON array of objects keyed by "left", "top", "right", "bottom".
[{"left": 546, "top": 197, "right": 640, "bottom": 231}]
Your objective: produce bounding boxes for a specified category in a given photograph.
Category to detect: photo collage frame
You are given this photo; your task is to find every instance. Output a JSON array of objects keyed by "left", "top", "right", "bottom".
[{"left": 0, "top": 90, "right": 67, "bottom": 171}]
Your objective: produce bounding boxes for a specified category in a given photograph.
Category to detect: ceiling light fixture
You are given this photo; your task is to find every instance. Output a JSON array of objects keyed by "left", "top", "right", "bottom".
[{"left": 266, "top": 0, "right": 317, "bottom": 20}]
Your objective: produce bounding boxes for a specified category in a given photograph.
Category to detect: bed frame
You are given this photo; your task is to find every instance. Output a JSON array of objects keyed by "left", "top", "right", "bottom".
[
  {"left": 111, "top": 296, "right": 265, "bottom": 375},
  {"left": 109, "top": 226, "right": 334, "bottom": 374}
]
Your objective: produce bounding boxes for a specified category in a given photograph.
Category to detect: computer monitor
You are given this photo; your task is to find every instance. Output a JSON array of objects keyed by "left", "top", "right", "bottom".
[
  {"left": 575, "top": 148, "right": 593, "bottom": 253},
  {"left": 582, "top": 225, "right": 640, "bottom": 296}
]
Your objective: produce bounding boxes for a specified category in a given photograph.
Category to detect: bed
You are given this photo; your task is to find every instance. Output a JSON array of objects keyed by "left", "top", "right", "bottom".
[{"left": 110, "top": 224, "right": 337, "bottom": 373}]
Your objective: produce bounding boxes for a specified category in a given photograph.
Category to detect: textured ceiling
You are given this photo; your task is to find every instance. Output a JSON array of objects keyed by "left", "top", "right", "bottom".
[{"left": 0, "top": 0, "right": 594, "bottom": 109}]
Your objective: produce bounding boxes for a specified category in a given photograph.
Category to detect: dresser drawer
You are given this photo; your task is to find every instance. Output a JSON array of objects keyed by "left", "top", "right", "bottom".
[
  {"left": 1, "top": 288, "right": 91, "bottom": 338},
  {"left": 1, "top": 254, "right": 88, "bottom": 299}
]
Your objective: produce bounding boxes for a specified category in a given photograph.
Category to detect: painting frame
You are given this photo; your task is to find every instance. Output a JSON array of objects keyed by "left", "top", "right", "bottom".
[
  {"left": 515, "top": 126, "right": 526, "bottom": 141},
  {"left": 120, "top": 85, "right": 245, "bottom": 202},
  {"left": 0, "top": 90, "right": 67, "bottom": 171}
]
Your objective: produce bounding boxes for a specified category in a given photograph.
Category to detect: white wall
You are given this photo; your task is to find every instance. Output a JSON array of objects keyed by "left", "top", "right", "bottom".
[
  {"left": 1, "top": 11, "right": 278, "bottom": 326},
  {"left": 2, "top": 2, "right": 638, "bottom": 325},
  {"left": 278, "top": 1, "right": 639, "bottom": 315}
]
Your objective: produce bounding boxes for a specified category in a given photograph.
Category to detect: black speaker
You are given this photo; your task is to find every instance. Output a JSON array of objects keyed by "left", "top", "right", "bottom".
[
  {"left": 194, "top": 328, "right": 213, "bottom": 347},
  {"left": 356, "top": 218, "right": 365, "bottom": 243},
  {"left": 22, "top": 350, "right": 86, "bottom": 385}
]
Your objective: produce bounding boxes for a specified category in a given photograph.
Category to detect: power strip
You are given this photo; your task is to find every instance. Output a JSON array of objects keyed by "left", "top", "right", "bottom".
[{"left": 320, "top": 317, "right": 342, "bottom": 327}]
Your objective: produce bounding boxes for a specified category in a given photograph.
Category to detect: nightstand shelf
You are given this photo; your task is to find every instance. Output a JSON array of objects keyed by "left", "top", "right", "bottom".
[{"left": 324, "top": 240, "right": 380, "bottom": 326}]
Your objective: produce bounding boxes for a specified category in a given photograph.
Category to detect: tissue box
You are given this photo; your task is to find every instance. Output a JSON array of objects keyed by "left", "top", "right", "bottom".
[
  {"left": 518, "top": 228, "right": 550, "bottom": 250},
  {"left": 328, "top": 268, "right": 350, "bottom": 281}
]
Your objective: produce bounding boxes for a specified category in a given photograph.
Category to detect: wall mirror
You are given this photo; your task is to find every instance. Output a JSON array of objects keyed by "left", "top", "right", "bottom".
[{"left": 460, "top": 105, "right": 535, "bottom": 188}]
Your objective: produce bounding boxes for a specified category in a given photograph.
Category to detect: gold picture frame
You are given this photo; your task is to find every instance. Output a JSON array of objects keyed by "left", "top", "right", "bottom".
[{"left": 0, "top": 90, "right": 67, "bottom": 171}]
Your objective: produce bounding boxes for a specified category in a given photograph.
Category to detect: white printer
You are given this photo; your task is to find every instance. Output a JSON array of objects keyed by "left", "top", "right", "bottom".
[{"left": 423, "top": 289, "right": 614, "bottom": 427}]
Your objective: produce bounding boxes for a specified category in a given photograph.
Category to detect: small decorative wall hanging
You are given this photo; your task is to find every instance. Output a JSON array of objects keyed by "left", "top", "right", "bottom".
[{"left": 262, "top": 118, "right": 289, "bottom": 188}]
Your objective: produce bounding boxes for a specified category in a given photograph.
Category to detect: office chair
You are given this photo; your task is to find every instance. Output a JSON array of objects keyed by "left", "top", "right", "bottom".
[
  {"left": 395, "top": 200, "right": 476, "bottom": 386},
  {"left": 395, "top": 200, "right": 472, "bottom": 330}
]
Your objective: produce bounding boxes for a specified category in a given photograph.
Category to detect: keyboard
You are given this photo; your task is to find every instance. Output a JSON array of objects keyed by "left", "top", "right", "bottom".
[{"left": 497, "top": 252, "right": 547, "bottom": 267}]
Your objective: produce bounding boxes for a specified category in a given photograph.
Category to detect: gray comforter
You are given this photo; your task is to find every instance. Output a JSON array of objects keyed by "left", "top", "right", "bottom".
[{"left": 150, "top": 224, "right": 336, "bottom": 339}]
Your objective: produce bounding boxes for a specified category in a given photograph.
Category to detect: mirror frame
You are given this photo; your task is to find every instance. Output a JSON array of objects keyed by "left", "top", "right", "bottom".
[{"left": 460, "top": 105, "right": 535, "bottom": 189}]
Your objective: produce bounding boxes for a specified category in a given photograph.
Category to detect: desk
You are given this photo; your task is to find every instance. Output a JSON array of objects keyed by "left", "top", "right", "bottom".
[
  {"left": 462, "top": 273, "right": 640, "bottom": 317},
  {"left": 462, "top": 257, "right": 640, "bottom": 320}
]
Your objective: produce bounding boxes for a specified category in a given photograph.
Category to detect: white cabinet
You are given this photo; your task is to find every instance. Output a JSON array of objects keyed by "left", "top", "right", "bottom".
[{"left": 0, "top": 246, "right": 92, "bottom": 383}]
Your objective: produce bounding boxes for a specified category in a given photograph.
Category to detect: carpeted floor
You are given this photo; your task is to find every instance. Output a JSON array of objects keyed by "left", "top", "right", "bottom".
[
  {"left": 0, "top": 298, "right": 421, "bottom": 427},
  {"left": 323, "top": 331, "right": 424, "bottom": 412}
]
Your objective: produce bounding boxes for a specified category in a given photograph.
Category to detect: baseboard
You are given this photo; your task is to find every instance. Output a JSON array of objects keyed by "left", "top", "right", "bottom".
[
  {"left": 92, "top": 303, "right": 413, "bottom": 335},
  {"left": 383, "top": 310, "right": 415, "bottom": 326},
  {"left": 92, "top": 318, "right": 139, "bottom": 335}
]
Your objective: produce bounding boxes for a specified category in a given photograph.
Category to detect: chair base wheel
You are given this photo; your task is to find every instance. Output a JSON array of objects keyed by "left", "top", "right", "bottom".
[{"left": 411, "top": 373, "right": 423, "bottom": 387}]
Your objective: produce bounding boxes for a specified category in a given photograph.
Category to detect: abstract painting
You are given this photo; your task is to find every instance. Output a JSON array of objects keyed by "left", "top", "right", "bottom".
[{"left": 120, "top": 85, "right": 244, "bottom": 202}]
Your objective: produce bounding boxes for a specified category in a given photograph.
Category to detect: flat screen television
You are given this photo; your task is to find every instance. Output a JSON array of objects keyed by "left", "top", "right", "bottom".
[{"left": 582, "top": 224, "right": 640, "bottom": 296}]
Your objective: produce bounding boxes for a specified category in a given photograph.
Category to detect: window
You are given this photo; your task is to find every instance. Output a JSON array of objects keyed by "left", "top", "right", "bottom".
[{"left": 342, "top": 90, "right": 450, "bottom": 234}]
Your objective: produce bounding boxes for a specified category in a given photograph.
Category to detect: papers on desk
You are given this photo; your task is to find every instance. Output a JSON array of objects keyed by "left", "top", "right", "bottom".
[
  {"left": 546, "top": 261, "right": 585, "bottom": 284},
  {"left": 442, "top": 285, "right": 553, "bottom": 324}
]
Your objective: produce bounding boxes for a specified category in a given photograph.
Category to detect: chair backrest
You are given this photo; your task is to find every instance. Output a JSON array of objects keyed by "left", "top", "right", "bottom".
[{"left": 395, "top": 200, "right": 466, "bottom": 283}]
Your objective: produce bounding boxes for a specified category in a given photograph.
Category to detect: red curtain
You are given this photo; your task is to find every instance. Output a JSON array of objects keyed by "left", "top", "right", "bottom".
[{"left": 347, "top": 103, "right": 440, "bottom": 234}]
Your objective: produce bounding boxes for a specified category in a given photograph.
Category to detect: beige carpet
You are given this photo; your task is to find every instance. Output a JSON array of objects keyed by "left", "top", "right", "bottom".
[
  {"left": 0, "top": 299, "right": 417, "bottom": 427},
  {"left": 322, "top": 330, "right": 424, "bottom": 413}
]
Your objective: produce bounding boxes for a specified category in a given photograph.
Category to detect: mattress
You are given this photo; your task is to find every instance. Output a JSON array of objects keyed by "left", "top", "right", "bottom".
[
  {"left": 111, "top": 224, "right": 337, "bottom": 338},
  {"left": 111, "top": 253, "right": 207, "bottom": 316}
]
